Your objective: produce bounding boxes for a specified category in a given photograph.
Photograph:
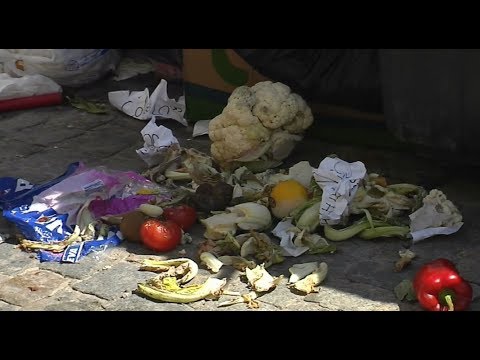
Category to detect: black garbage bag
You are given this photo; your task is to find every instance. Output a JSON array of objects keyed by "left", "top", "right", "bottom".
[
  {"left": 234, "top": 49, "right": 382, "bottom": 113},
  {"left": 380, "top": 49, "right": 480, "bottom": 159}
]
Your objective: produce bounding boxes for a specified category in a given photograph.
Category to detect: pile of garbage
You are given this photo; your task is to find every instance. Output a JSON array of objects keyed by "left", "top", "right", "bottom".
[
  {"left": 127, "top": 81, "right": 464, "bottom": 309},
  {"left": 0, "top": 49, "right": 468, "bottom": 311},
  {"left": 128, "top": 143, "right": 464, "bottom": 307}
]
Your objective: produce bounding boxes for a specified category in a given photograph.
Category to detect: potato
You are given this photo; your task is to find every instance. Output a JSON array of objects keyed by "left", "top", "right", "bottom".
[{"left": 119, "top": 211, "right": 147, "bottom": 243}]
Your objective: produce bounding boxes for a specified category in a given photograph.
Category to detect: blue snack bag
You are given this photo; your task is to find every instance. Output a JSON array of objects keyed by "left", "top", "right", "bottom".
[
  {"left": 37, "top": 229, "right": 123, "bottom": 263},
  {"left": 3, "top": 204, "right": 72, "bottom": 242},
  {"left": 0, "top": 162, "right": 83, "bottom": 210}
]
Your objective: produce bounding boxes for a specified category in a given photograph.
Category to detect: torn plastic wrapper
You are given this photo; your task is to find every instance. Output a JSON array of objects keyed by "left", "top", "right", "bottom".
[
  {"left": 108, "top": 79, "right": 187, "bottom": 126},
  {"left": 30, "top": 166, "right": 155, "bottom": 226},
  {"left": 3, "top": 204, "right": 71, "bottom": 243},
  {"left": 0, "top": 162, "right": 83, "bottom": 211},
  {"left": 88, "top": 195, "right": 156, "bottom": 218},
  {"left": 3, "top": 197, "right": 126, "bottom": 263},
  {"left": 313, "top": 156, "right": 366, "bottom": 225}
]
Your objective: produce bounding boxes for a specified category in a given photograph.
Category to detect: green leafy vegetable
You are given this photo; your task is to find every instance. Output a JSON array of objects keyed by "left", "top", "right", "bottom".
[
  {"left": 67, "top": 96, "right": 108, "bottom": 114},
  {"left": 394, "top": 279, "right": 417, "bottom": 302}
]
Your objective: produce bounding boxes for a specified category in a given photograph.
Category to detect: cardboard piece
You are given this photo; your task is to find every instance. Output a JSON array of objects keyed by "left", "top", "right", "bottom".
[{"left": 183, "top": 49, "right": 269, "bottom": 122}]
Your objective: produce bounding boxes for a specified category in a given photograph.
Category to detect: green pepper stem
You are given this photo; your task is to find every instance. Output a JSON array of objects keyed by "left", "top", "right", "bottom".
[
  {"left": 445, "top": 295, "right": 455, "bottom": 311},
  {"left": 438, "top": 288, "right": 456, "bottom": 311}
]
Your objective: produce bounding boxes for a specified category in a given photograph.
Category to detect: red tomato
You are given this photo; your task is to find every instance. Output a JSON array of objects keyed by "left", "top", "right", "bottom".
[
  {"left": 140, "top": 219, "right": 182, "bottom": 252},
  {"left": 163, "top": 205, "right": 197, "bottom": 231}
]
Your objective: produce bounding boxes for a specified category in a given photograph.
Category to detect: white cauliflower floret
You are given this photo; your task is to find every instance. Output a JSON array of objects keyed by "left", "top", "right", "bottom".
[
  {"left": 209, "top": 99, "right": 272, "bottom": 162},
  {"left": 209, "top": 81, "right": 314, "bottom": 168},
  {"left": 283, "top": 93, "right": 314, "bottom": 133},
  {"left": 250, "top": 81, "right": 299, "bottom": 129},
  {"left": 409, "top": 189, "right": 463, "bottom": 232}
]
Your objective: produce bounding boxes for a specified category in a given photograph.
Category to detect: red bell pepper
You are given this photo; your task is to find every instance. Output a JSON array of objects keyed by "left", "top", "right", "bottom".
[{"left": 413, "top": 258, "right": 473, "bottom": 311}]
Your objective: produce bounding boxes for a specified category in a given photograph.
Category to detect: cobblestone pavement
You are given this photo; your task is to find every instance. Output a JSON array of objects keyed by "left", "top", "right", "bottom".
[{"left": 1, "top": 74, "right": 479, "bottom": 311}]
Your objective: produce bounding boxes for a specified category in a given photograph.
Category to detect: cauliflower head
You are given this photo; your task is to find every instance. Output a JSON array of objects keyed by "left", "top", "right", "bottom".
[{"left": 209, "top": 81, "right": 314, "bottom": 169}]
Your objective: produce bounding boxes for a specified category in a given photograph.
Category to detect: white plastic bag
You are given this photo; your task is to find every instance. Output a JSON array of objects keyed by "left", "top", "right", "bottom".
[
  {"left": 0, "top": 49, "right": 120, "bottom": 87},
  {"left": 0, "top": 73, "right": 61, "bottom": 101}
]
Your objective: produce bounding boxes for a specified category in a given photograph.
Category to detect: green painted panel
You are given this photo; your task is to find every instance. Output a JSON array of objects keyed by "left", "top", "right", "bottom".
[{"left": 211, "top": 49, "right": 249, "bottom": 87}]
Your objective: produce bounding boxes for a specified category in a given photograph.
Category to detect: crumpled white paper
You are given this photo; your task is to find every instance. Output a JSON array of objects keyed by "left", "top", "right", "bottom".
[
  {"left": 271, "top": 219, "right": 309, "bottom": 257},
  {"left": 313, "top": 156, "right": 366, "bottom": 225},
  {"left": 108, "top": 79, "right": 187, "bottom": 126},
  {"left": 410, "top": 224, "right": 463, "bottom": 243},
  {"left": 136, "top": 117, "right": 179, "bottom": 167},
  {"left": 192, "top": 120, "right": 211, "bottom": 137},
  {"left": 0, "top": 73, "right": 61, "bottom": 101},
  {"left": 409, "top": 199, "right": 464, "bottom": 243}
]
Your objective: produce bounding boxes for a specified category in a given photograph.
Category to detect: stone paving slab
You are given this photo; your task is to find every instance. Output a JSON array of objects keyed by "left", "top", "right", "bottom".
[
  {"left": 10, "top": 120, "right": 85, "bottom": 147},
  {"left": 0, "top": 139, "right": 45, "bottom": 163},
  {"left": 39, "top": 248, "right": 126, "bottom": 280},
  {"left": 0, "top": 243, "right": 38, "bottom": 276},
  {"left": 0, "top": 269, "right": 69, "bottom": 307},
  {"left": 71, "top": 262, "right": 154, "bottom": 301},
  {"left": 0, "top": 301, "right": 20, "bottom": 311},
  {"left": 256, "top": 280, "right": 328, "bottom": 311},
  {"left": 21, "top": 287, "right": 106, "bottom": 311},
  {"left": 106, "top": 293, "right": 194, "bottom": 311},
  {"left": 0, "top": 108, "right": 55, "bottom": 135},
  {"left": 304, "top": 280, "right": 400, "bottom": 311},
  {"left": 43, "top": 107, "right": 116, "bottom": 131},
  {"left": 188, "top": 297, "right": 280, "bottom": 311}
]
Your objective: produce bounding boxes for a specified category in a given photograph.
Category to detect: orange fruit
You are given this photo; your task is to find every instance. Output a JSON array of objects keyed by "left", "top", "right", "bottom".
[{"left": 270, "top": 179, "right": 308, "bottom": 218}]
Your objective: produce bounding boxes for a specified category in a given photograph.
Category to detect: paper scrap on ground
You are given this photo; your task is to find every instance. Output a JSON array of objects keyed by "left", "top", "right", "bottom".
[
  {"left": 271, "top": 219, "right": 309, "bottom": 257},
  {"left": 136, "top": 117, "right": 179, "bottom": 167},
  {"left": 192, "top": 120, "right": 211, "bottom": 137},
  {"left": 0, "top": 73, "right": 61, "bottom": 101},
  {"left": 113, "top": 57, "right": 154, "bottom": 81},
  {"left": 409, "top": 189, "right": 463, "bottom": 243},
  {"left": 108, "top": 79, "right": 187, "bottom": 126},
  {"left": 410, "top": 224, "right": 463, "bottom": 243},
  {"left": 313, "top": 156, "right": 366, "bottom": 225}
]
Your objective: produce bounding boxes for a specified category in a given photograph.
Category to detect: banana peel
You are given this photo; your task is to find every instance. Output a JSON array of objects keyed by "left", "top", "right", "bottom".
[
  {"left": 218, "top": 291, "right": 259, "bottom": 309},
  {"left": 19, "top": 225, "right": 82, "bottom": 252},
  {"left": 218, "top": 255, "right": 257, "bottom": 271},
  {"left": 137, "top": 276, "right": 227, "bottom": 303},
  {"left": 139, "top": 258, "right": 198, "bottom": 284},
  {"left": 200, "top": 252, "right": 223, "bottom": 273},
  {"left": 245, "top": 264, "right": 282, "bottom": 292},
  {"left": 288, "top": 262, "right": 319, "bottom": 283},
  {"left": 292, "top": 262, "right": 328, "bottom": 294}
]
